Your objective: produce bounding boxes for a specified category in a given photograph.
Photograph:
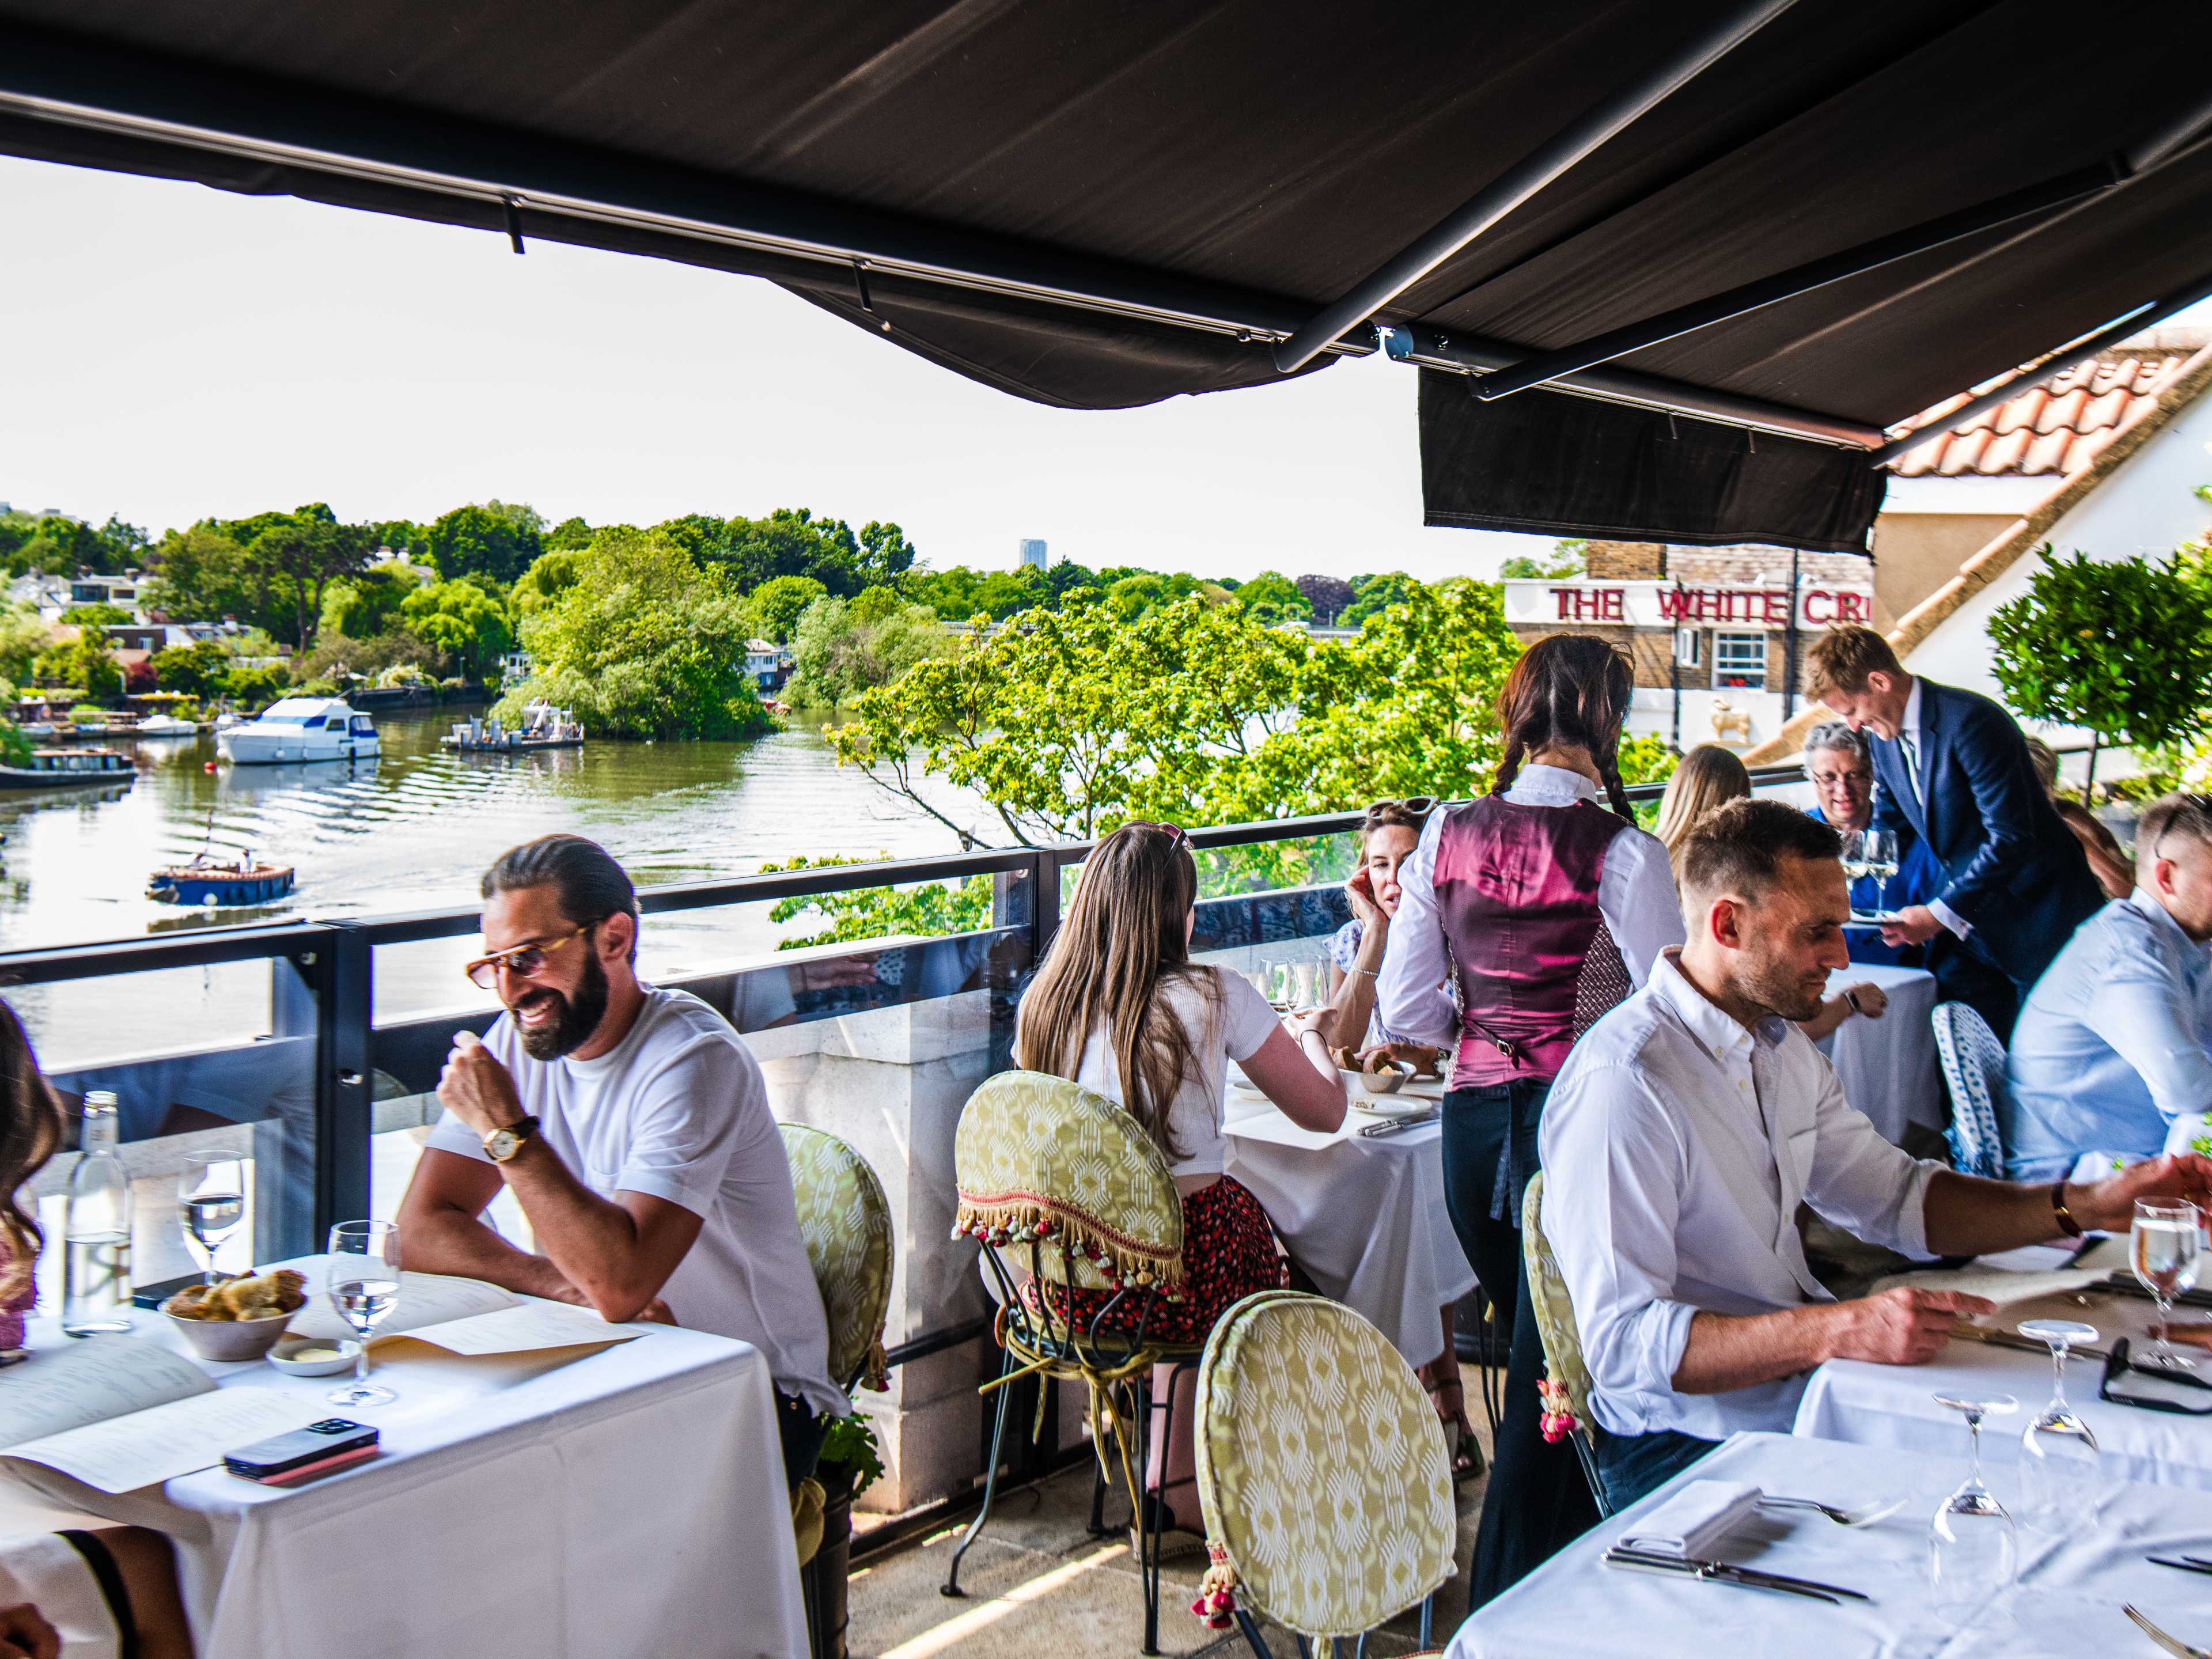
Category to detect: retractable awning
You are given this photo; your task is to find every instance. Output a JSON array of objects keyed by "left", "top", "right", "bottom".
[{"left": 5, "top": 1, "right": 2210, "bottom": 550}]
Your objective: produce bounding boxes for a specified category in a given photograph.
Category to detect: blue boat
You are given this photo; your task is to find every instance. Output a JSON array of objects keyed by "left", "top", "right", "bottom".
[{"left": 147, "top": 854, "right": 296, "bottom": 908}]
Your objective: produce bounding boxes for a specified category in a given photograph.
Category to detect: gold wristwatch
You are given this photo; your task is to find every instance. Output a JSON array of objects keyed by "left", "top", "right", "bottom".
[{"left": 483, "top": 1115, "right": 540, "bottom": 1164}]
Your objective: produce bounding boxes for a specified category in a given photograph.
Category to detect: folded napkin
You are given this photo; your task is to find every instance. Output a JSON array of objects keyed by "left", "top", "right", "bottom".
[{"left": 1620, "top": 1479, "right": 1764, "bottom": 1558}]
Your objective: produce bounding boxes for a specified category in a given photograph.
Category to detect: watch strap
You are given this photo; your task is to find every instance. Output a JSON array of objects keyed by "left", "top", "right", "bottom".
[{"left": 2051, "top": 1180, "right": 2083, "bottom": 1238}]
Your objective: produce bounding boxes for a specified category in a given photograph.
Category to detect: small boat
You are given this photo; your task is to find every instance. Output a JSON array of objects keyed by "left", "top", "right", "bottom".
[
  {"left": 147, "top": 852, "right": 296, "bottom": 907},
  {"left": 441, "top": 702, "right": 585, "bottom": 753},
  {"left": 0, "top": 748, "right": 135, "bottom": 790},
  {"left": 217, "top": 698, "right": 380, "bottom": 765},
  {"left": 15, "top": 723, "right": 56, "bottom": 741},
  {"left": 133, "top": 713, "right": 200, "bottom": 738}
]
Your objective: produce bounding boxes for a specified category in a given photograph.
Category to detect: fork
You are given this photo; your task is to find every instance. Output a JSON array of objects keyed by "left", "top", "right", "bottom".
[
  {"left": 1758, "top": 1495, "right": 1907, "bottom": 1528},
  {"left": 2124, "top": 1603, "right": 2211, "bottom": 1659}
]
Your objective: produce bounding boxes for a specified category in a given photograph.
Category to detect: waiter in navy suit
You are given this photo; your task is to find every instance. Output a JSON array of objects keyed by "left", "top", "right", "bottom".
[{"left": 1806, "top": 626, "right": 2101, "bottom": 1041}]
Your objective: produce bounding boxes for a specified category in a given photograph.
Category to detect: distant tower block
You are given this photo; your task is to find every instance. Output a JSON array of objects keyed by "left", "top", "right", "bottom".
[{"left": 1018, "top": 538, "right": 1048, "bottom": 570}]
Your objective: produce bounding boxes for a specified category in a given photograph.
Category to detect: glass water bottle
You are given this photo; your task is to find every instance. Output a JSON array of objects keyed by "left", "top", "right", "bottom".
[{"left": 62, "top": 1093, "right": 133, "bottom": 1336}]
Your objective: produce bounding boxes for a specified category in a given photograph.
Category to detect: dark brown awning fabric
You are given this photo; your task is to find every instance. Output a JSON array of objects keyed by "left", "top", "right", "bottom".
[{"left": 5, "top": 1, "right": 2211, "bottom": 549}]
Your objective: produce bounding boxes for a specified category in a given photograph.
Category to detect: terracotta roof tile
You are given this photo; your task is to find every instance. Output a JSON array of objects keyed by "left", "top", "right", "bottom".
[{"left": 1887, "top": 343, "right": 2198, "bottom": 477}]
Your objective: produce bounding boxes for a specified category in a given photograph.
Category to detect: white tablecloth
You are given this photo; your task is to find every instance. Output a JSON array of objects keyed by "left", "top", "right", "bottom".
[
  {"left": 1449, "top": 1430, "right": 2212, "bottom": 1659},
  {"left": 1819, "top": 963, "right": 1945, "bottom": 1146},
  {"left": 1224, "top": 1086, "right": 1476, "bottom": 1366},
  {"left": 1, "top": 1299, "right": 808, "bottom": 1659},
  {"left": 1796, "top": 1280, "right": 2212, "bottom": 1492}
]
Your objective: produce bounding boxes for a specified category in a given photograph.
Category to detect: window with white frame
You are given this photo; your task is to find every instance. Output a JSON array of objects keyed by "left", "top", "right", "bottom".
[{"left": 1713, "top": 632, "right": 1767, "bottom": 690}]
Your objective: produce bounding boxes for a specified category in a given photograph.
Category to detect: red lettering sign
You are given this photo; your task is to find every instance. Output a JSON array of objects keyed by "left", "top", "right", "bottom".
[
  {"left": 1804, "top": 589, "right": 1833, "bottom": 624},
  {"left": 1657, "top": 587, "right": 1691, "bottom": 622},
  {"left": 1836, "top": 592, "right": 1868, "bottom": 623}
]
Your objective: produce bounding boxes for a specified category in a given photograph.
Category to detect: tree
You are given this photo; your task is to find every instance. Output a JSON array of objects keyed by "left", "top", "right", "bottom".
[
  {"left": 142, "top": 525, "right": 266, "bottom": 630},
  {"left": 33, "top": 633, "right": 123, "bottom": 703},
  {"left": 510, "top": 549, "right": 588, "bottom": 617},
  {"left": 400, "top": 580, "right": 514, "bottom": 683},
  {"left": 425, "top": 504, "right": 542, "bottom": 586},
  {"left": 1233, "top": 571, "right": 1312, "bottom": 626},
  {"left": 0, "top": 605, "right": 52, "bottom": 686},
  {"left": 745, "top": 575, "right": 830, "bottom": 643},
  {"left": 496, "top": 528, "right": 771, "bottom": 739},
  {"left": 759, "top": 854, "right": 993, "bottom": 948},
  {"left": 60, "top": 604, "right": 132, "bottom": 626},
  {"left": 251, "top": 512, "right": 377, "bottom": 649},
  {"left": 1340, "top": 571, "right": 1419, "bottom": 626},
  {"left": 319, "top": 563, "right": 425, "bottom": 640},
  {"left": 1990, "top": 546, "right": 2212, "bottom": 770},
  {"left": 544, "top": 516, "right": 594, "bottom": 550},
  {"left": 1498, "top": 539, "right": 1588, "bottom": 579},
  {"left": 1294, "top": 574, "right": 1356, "bottom": 625},
  {"left": 151, "top": 639, "right": 232, "bottom": 698},
  {"left": 785, "top": 590, "right": 948, "bottom": 711}
]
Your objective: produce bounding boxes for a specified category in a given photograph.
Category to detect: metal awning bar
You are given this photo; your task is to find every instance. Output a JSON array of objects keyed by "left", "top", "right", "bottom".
[
  {"left": 1269, "top": 0, "right": 1799, "bottom": 376},
  {"left": 1873, "top": 266, "right": 2212, "bottom": 466},
  {"left": 1469, "top": 160, "right": 2122, "bottom": 402},
  {"left": 0, "top": 22, "right": 1375, "bottom": 359},
  {"left": 1385, "top": 324, "right": 1885, "bottom": 449}
]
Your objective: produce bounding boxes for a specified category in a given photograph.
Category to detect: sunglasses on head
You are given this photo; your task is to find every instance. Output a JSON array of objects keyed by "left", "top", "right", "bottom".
[
  {"left": 1127, "top": 821, "right": 1192, "bottom": 853},
  {"left": 464, "top": 921, "right": 598, "bottom": 990},
  {"left": 1367, "top": 796, "right": 1439, "bottom": 816}
]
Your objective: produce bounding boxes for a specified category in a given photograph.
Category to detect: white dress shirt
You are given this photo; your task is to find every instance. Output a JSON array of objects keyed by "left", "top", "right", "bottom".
[
  {"left": 2003, "top": 888, "right": 2212, "bottom": 1181},
  {"left": 1895, "top": 677, "right": 1971, "bottom": 942},
  {"left": 1375, "top": 765, "right": 1683, "bottom": 1047},
  {"left": 1540, "top": 953, "right": 1942, "bottom": 1440}
]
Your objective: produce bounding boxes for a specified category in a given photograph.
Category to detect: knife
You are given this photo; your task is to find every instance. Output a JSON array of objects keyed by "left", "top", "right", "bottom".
[
  {"left": 2126, "top": 1604, "right": 2212, "bottom": 1659},
  {"left": 1603, "top": 1548, "right": 1866, "bottom": 1603},
  {"left": 1359, "top": 1110, "right": 1440, "bottom": 1139},
  {"left": 1950, "top": 1324, "right": 2112, "bottom": 1362},
  {"left": 2101, "top": 1278, "right": 2212, "bottom": 1310},
  {"left": 2148, "top": 1556, "right": 2212, "bottom": 1578}
]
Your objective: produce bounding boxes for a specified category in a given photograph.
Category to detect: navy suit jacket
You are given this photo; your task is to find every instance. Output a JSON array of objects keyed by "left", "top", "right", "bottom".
[{"left": 1868, "top": 678, "right": 2101, "bottom": 989}]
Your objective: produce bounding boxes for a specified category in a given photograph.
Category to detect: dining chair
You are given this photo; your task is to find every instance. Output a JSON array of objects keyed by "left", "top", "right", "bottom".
[
  {"left": 944, "top": 1069, "right": 1202, "bottom": 1656},
  {"left": 1520, "top": 1172, "right": 1612, "bottom": 1517},
  {"left": 1190, "top": 1290, "right": 1457, "bottom": 1658},
  {"left": 1930, "top": 1001, "right": 2009, "bottom": 1178}
]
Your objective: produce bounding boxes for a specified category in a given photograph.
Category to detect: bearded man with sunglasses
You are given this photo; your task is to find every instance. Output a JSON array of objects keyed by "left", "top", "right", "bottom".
[{"left": 395, "top": 834, "right": 842, "bottom": 1482}]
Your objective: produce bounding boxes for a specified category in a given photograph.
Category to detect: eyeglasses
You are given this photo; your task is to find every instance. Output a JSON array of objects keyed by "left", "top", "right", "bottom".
[
  {"left": 464, "top": 922, "right": 596, "bottom": 990},
  {"left": 1127, "top": 821, "right": 1191, "bottom": 853}
]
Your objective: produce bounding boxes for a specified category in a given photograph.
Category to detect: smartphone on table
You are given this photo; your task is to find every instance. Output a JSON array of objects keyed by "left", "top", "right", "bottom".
[{"left": 225, "top": 1419, "right": 380, "bottom": 1484}]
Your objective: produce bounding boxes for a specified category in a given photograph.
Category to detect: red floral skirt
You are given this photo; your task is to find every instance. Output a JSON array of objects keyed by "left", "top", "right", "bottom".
[{"left": 1018, "top": 1175, "right": 1287, "bottom": 1349}]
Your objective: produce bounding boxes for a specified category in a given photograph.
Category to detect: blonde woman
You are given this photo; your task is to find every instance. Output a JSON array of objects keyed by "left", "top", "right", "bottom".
[{"left": 1654, "top": 744, "right": 1751, "bottom": 858}]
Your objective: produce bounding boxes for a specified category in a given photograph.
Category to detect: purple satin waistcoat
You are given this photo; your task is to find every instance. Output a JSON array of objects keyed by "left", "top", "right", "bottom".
[{"left": 1433, "top": 794, "right": 1634, "bottom": 1088}]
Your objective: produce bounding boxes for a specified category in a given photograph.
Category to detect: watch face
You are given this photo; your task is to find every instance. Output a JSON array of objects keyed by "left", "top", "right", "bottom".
[{"left": 487, "top": 1129, "right": 519, "bottom": 1161}]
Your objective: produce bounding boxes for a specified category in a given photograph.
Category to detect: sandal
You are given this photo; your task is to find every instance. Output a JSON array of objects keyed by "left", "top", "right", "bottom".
[{"left": 1426, "top": 1375, "right": 1485, "bottom": 1482}]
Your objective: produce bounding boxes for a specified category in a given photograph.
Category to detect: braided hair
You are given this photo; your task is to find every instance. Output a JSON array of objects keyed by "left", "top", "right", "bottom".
[{"left": 1491, "top": 633, "right": 1638, "bottom": 821}]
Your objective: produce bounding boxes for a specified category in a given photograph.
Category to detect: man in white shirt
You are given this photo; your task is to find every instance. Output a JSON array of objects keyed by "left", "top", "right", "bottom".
[
  {"left": 2006, "top": 793, "right": 2212, "bottom": 1182},
  {"left": 397, "top": 834, "right": 843, "bottom": 1483},
  {"left": 1541, "top": 798, "right": 2212, "bottom": 1510}
]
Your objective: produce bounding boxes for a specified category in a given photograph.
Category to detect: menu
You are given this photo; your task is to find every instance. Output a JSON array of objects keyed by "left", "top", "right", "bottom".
[
  {"left": 0, "top": 1337, "right": 322, "bottom": 1494},
  {"left": 287, "top": 1267, "right": 641, "bottom": 1357}
]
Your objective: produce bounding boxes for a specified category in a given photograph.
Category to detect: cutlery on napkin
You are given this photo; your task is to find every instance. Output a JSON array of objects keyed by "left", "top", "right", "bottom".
[{"left": 1619, "top": 1479, "right": 1764, "bottom": 1558}]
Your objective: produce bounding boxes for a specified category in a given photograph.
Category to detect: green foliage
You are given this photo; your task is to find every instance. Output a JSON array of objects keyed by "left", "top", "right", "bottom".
[
  {"left": 760, "top": 854, "right": 994, "bottom": 949},
  {"left": 658, "top": 508, "right": 917, "bottom": 598},
  {"left": 150, "top": 639, "right": 229, "bottom": 697},
  {"left": 0, "top": 605, "right": 52, "bottom": 687},
  {"left": 34, "top": 634, "right": 122, "bottom": 703},
  {"left": 60, "top": 604, "right": 131, "bottom": 626},
  {"left": 815, "top": 1411, "right": 884, "bottom": 1496},
  {"left": 1232, "top": 570, "right": 1312, "bottom": 624},
  {"left": 510, "top": 549, "right": 588, "bottom": 618},
  {"left": 497, "top": 528, "right": 771, "bottom": 740},
  {"left": 0, "top": 724, "right": 31, "bottom": 767},
  {"left": 1, "top": 513, "right": 147, "bottom": 577},
  {"left": 145, "top": 507, "right": 374, "bottom": 648},
  {"left": 222, "top": 664, "right": 291, "bottom": 707},
  {"left": 1989, "top": 546, "right": 2212, "bottom": 751},
  {"left": 745, "top": 575, "right": 830, "bottom": 643},
  {"left": 319, "top": 563, "right": 426, "bottom": 641},
  {"left": 1498, "top": 539, "right": 1588, "bottom": 580},
  {"left": 1617, "top": 733, "right": 1679, "bottom": 787},
  {"left": 400, "top": 579, "right": 514, "bottom": 681},
  {"left": 544, "top": 516, "right": 594, "bottom": 551},
  {"left": 142, "top": 525, "right": 268, "bottom": 634},
  {"left": 785, "top": 591, "right": 948, "bottom": 711},
  {"left": 1339, "top": 571, "right": 1419, "bottom": 627},
  {"left": 425, "top": 503, "right": 541, "bottom": 586}
]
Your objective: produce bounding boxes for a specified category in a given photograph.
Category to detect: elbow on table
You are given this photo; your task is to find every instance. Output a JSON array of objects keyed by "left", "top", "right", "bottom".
[{"left": 578, "top": 1275, "right": 665, "bottom": 1325}]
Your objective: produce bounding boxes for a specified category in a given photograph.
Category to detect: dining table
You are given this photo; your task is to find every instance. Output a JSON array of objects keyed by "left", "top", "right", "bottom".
[
  {"left": 1222, "top": 1072, "right": 1476, "bottom": 1368},
  {"left": 1446, "top": 1429, "right": 2212, "bottom": 1659},
  {"left": 1818, "top": 961, "right": 1945, "bottom": 1148},
  {"left": 0, "top": 1283, "right": 809, "bottom": 1659}
]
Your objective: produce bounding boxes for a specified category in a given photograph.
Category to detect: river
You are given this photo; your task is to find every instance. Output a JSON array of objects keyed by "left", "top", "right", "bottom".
[{"left": 5, "top": 707, "right": 993, "bottom": 1065}]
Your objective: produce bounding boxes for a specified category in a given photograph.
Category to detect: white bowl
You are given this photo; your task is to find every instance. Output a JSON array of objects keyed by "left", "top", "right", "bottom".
[
  {"left": 266, "top": 1336, "right": 361, "bottom": 1377},
  {"left": 165, "top": 1308, "right": 294, "bottom": 1363}
]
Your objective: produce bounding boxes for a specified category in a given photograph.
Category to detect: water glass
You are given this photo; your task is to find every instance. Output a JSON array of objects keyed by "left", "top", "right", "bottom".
[
  {"left": 325, "top": 1221, "right": 402, "bottom": 1407},
  {"left": 1929, "top": 1392, "right": 2017, "bottom": 1623},
  {"left": 2016, "top": 1320, "right": 2101, "bottom": 1531},
  {"left": 1259, "top": 959, "right": 1289, "bottom": 1009},
  {"left": 1286, "top": 959, "right": 1319, "bottom": 1011},
  {"left": 177, "top": 1152, "right": 246, "bottom": 1283},
  {"left": 2131, "top": 1199, "right": 2203, "bottom": 1372}
]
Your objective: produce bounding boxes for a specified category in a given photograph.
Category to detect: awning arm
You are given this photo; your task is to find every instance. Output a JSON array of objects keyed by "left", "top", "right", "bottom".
[
  {"left": 1385, "top": 323, "right": 1884, "bottom": 449},
  {"left": 1872, "top": 267, "right": 2212, "bottom": 467},
  {"left": 1468, "top": 160, "right": 2121, "bottom": 402},
  {"left": 1268, "top": 0, "right": 1798, "bottom": 375}
]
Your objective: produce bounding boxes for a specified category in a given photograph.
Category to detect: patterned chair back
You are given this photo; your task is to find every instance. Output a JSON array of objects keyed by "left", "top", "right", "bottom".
[
  {"left": 952, "top": 1070, "right": 1183, "bottom": 1297},
  {"left": 1191, "top": 1291, "right": 1455, "bottom": 1641},
  {"left": 1522, "top": 1173, "right": 1611, "bottom": 1515},
  {"left": 779, "top": 1124, "right": 896, "bottom": 1393},
  {"left": 1931, "top": 1002, "right": 2009, "bottom": 1178}
]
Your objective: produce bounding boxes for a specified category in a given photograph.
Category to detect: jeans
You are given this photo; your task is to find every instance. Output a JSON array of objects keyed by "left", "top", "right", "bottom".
[
  {"left": 1589, "top": 1424, "right": 1719, "bottom": 1513},
  {"left": 777, "top": 1389, "right": 831, "bottom": 1487},
  {"left": 1441, "top": 1078, "right": 1599, "bottom": 1606}
]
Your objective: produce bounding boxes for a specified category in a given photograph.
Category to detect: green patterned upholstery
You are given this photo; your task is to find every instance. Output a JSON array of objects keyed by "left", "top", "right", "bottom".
[
  {"left": 952, "top": 1070, "right": 1183, "bottom": 1294},
  {"left": 1521, "top": 1173, "right": 1594, "bottom": 1429},
  {"left": 779, "top": 1123, "right": 895, "bottom": 1392},
  {"left": 1191, "top": 1291, "right": 1455, "bottom": 1641}
]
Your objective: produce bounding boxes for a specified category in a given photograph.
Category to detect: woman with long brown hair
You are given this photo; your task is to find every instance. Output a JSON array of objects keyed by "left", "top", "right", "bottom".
[
  {"left": 1376, "top": 632, "right": 1684, "bottom": 1603},
  {"left": 1015, "top": 821, "right": 1344, "bottom": 1530},
  {"left": 0, "top": 999, "right": 196, "bottom": 1659},
  {"left": 1654, "top": 743, "right": 1752, "bottom": 860}
]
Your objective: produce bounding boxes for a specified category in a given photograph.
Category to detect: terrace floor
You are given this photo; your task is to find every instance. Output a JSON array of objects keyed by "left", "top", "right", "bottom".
[{"left": 847, "top": 1404, "right": 1497, "bottom": 1659}]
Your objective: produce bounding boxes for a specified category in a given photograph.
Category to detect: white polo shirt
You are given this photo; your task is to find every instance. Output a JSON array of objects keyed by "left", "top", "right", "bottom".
[{"left": 427, "top": 985, "right": 843, "bottom": 1416}]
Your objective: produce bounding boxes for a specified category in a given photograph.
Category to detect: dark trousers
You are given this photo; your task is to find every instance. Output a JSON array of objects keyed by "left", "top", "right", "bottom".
[
  {"left": 1928, "top": 932, "right": 2020, "bottom": 1043},
  {"left": 1441, "top": 1079, "right": 1599, "bottom": 1607},
  {"left": 1589, "top": 1425, "right": 1719, "bottom": 1513},
  {"left": 778, "top": 1389, "right": 830, "bottom": 1487}
]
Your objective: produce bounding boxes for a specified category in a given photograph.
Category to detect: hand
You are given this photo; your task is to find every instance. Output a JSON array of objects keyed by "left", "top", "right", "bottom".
[
  {"left": 1840, "top": 983, "right": 1887, "bottom": 1020},
  {"left": 1284, "top": 1007, "right": 1331, "bottom": 1037},
  {"left": 437, "top": 1031, "right": 526, "bottom": 1138},
  {"left": 634, "top": 1298, "right": 679, "bottom": 1325},
  {"left": 1344, "top": 867, "right": 1385, "bottom": 929},
  {"left": 2076, "top": 1152, "right": 2212, "bottom": 1233},
  {"left": 1356, "top": 1041, "right": 1442, "bottom": 1077},
  {"left": 1827, "top": 1287, "right": 1995, "bottom": 1366},
  {"left": 0, "top": 1603, "right": 58, "bottom": 1659},
  {"left": 1879, "top": 905, "right": 1943, "bottom": 947}
]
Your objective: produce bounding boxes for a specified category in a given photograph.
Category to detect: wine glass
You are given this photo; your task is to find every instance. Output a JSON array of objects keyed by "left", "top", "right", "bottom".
[
  {"left": 1286, "top": 959, "right": 1319, "bottom": 1012},
  {"left": 1929, "top": 1392, "right": 2018, "bottom": 1623},
  {"left": 1851, "top": 828, "right": 1899, "bottom": 891},
  {"left": 2131, "top": 1199, "right": 2203, "bottom": 1371},
  {"left": 325, "top": 1221, "right": 401, "bottom": 1407},
  {"left": 177, "top": 1152, "right": 245, "bottom": 1283},
  {"left": 1260, "top": 959, "right": 1289, "bottom": 1010},
  {"left": 2016, "top": 1320, "right": 2101, "bottom": 1531}
]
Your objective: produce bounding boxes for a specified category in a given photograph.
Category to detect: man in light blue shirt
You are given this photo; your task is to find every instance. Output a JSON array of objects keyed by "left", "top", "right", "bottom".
[{"left": 2005, "top": 793, "right": 2212, "bottom": 1181}]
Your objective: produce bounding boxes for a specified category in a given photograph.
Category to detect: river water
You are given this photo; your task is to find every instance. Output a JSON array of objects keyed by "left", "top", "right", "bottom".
[{"left": 5, "top": 707, "right": 991, "bottom": 1065}]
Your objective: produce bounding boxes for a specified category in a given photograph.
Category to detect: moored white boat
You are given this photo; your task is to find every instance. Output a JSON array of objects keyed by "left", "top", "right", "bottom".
[
  {"left": 134, "top": 713, "right": 199, "bottom": 738},
  {"left": 216, "top": 698, "right": 380, "bottom": 765}
]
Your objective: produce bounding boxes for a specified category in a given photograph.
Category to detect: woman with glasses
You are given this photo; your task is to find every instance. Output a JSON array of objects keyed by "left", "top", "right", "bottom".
[
  {"left": 1376, "top": 632, "right": 1685, "bottom": 1604},
  {"left": 1015, "top": 820, "right": 1346, "bottom": 1532}
]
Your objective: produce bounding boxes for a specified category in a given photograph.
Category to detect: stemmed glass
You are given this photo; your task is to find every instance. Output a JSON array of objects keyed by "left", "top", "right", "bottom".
[
  {"left": 2131, "top": 1199, "right": 2203, "bottom": 1372},
  {"left": 2016, "top": 1320, "right": 2101, "bottom": 1531},
  {"left": 325, "top": 1221, "right": 402, "bottom": 1407},
  {"left": 177, "top": 1152, "right": 246, "bottom": 1283},
  {"left": 1849, "top": 828, "right": 1899, "bottom": 892},
  {"left": 1286, "top": 959, "right": 1319, "bottom": 1012},
  {"left": 1929, "top": 1392, "right": 2018, "bottom": 1622}
]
